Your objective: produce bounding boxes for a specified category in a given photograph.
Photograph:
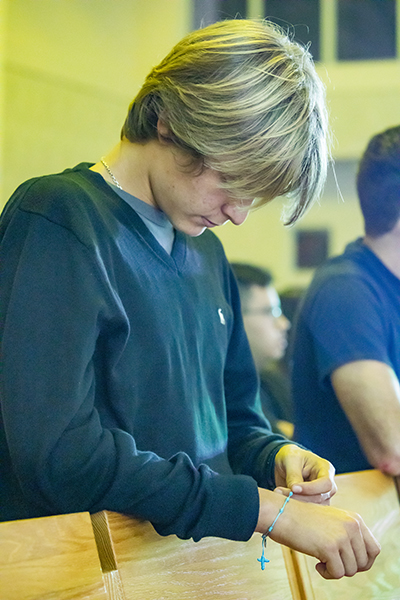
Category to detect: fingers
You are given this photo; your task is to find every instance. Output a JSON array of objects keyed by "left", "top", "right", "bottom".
[
  {"left": 334, "top": 514, "right": 381, "bottom": 577},
  {"left": 357, "top": 519, "right": 381, "bottom": 572},
  {"left": 315, "top": 515, "right": 381, "bottom": 580},
  {"left": 290, "top": 477, "right": 337, "bottom": 498},
  {"left": 316, "top": 550, "right": 348, "bottom": 580},
  {"left": 315, "top": 544, "right": 367, "bottom": 580},
  {"left": 339, "top": 539, "right": 364, "bottom": 577},
  {"left": 321, "top": 491, "right": 332, "bottom": 502},
  {"left": 315, "top": 560, "right": 341, "bottom": 580},
  {"left": 317, "top": 542, "right": 380, "bottom": 580},
  {"left": 274, "top": 483, "right": 334, "bottom": 505},
  {"left": 274, "top": 446, "right": 337, "bottom": 499}
]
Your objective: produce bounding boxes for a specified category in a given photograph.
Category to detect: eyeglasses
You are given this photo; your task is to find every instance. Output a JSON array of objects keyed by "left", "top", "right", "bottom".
[{"left": 243, "top": 306, "right": 283, "bottom": 318}]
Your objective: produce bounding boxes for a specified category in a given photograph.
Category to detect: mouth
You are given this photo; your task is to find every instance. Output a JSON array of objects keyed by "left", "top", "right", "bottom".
[
  {"left": 202, "top": 217, "right": 227, "bottom": 228},
  {"left": 202, "top": 217, "right": 218, "bottom": 227}
]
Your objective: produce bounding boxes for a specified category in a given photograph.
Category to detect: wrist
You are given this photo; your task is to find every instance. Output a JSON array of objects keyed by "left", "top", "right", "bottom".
[
  {"left": 256, "top": 488, "right": 292, "bottom": 534},
  {"left": 256, "top": 489, "right": 293, "bottom": 570}
]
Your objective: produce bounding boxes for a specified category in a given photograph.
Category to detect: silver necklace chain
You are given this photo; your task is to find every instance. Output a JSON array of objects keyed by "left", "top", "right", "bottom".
[{"left": 101, "top": 158, "right": 123, "bottom": 190}]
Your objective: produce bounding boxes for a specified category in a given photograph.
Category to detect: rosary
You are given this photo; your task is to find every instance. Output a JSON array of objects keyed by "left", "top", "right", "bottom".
[{"left": 257, "top": 492, "right": 293, "bottom": 570}]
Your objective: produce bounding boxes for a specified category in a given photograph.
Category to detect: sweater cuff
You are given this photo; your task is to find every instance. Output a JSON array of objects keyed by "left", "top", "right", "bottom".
[{"left": 192, "top": 473, "right": 259, "bottom": 543}]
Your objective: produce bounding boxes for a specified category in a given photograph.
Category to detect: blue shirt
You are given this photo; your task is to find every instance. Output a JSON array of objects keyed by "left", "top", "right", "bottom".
[{"left": 291, "top": 238, "right": 400, "bottom": 473}]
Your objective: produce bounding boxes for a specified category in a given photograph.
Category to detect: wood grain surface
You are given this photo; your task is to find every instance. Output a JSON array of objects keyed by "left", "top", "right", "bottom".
[
  {"left": 3, "top": 471, "right": 393, "bottom": 599},
  {"left": 0, "top": 511, "right": 108, "bottom": 600},
  {"left": 91, "top": 510, "right": 300, "bottom": 600},
  {"left": 290, "top": 470, "right": 400, "bottom": 600}
]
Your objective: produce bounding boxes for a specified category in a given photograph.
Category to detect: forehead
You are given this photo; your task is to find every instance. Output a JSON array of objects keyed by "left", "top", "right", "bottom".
[{"left": 247, "top": 284, "right": 280, "bottom": 308}]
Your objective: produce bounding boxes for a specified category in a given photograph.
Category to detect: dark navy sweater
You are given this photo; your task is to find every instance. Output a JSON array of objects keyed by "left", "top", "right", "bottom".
[{"left": 0, "top": 163, "right": 289, "bottom": 540}]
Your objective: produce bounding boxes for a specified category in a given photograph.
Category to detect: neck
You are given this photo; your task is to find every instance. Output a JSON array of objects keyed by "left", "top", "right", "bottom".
[
  {"left": 363, "top": 226, "right": 400, "bottom": 279},
  {"left": 90, "top": 139, "right": 155, "bottom": 206},
  {"left": 253, "top": 355, "right": 272, "bottom": 373}
]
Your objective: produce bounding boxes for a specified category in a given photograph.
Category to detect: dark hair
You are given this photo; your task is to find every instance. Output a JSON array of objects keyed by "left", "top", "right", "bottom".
[
  {"left": 231, "top": 263, "right": 273, "bottom": 289},
  {"left": 231, "top": 264, "right": 273, "bottom": 311},
  {"left": 357, "top": 125, "right": 400, "bottom": 237}
]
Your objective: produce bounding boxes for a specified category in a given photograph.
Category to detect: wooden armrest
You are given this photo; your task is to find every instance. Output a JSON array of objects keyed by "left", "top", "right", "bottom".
[
  {"left": 91, "top": 510, "right": 299, "bottom": 599},
  {"left": 0, "top": 512, "right": 107, "bottom": 600}
]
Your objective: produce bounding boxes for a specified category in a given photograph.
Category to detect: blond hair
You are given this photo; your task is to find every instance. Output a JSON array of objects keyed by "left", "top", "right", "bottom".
[{"left": 122, "top": 19, "right": 329, "bottom": 225}]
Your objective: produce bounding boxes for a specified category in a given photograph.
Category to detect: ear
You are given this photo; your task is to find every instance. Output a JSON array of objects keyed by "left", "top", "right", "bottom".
[{"left": 157, "top": 119, "right": 171, "bottom": 142}]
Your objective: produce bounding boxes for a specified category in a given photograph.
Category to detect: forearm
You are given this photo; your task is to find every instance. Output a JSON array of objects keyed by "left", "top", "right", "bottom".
[
  {"left": 356, "top": 432, "right": 400, "bottom": 475},
  {"left": 255, "top": 487, "right": 291, "bottom": 533},
  {"left": 332, "top": 360, "right": 400, "bottom": 475}
]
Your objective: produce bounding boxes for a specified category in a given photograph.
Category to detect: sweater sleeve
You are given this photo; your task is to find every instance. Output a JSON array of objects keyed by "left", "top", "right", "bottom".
[
  {"left": 0, "top": 203, "right": 259, "bottom": 541},
  {"left": 223, "top": 267, "right": 294, "bottom": 489}
]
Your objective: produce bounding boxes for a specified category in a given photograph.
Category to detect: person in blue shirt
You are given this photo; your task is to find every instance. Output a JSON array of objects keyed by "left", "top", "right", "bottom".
[
  {"left": 0, "top": 19, "right": 379, "bottom": 579},
  {"left": 291, "top": 125, "right": 400, "bottom": 476}
]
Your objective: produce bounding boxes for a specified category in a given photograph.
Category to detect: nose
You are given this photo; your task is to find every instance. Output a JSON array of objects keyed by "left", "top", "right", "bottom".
[
  {"left": 278, "top": 314, "right": 291, "bottom": 331},
  {"left": 221, "top": 203, "right": 250, "bottom": 226}
]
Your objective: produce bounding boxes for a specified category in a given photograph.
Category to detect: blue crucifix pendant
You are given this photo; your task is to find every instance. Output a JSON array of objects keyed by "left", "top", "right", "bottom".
[{"left": 257, "top": 541, "right": 270, "bottom": 570}]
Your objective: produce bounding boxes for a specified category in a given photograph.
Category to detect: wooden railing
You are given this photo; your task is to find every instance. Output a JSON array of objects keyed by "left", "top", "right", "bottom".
[
  {"left": 0, "top": 511, "right": 107, "bottom": 599},
  {"left": 0, "top": 470, "right": 399, "bottom": 600},
  {"left": 286, "top": 469, "right": 400, "bottom": 600}
]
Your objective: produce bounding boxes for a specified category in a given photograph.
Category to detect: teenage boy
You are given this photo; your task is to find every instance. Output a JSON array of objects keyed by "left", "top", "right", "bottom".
[{"left": 0, "top": 19, "right": 379, "bottom": 579}]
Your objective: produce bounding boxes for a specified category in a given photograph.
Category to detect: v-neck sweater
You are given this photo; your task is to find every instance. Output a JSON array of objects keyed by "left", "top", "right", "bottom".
[{"left": 0, "top": 163, "right": 290, "bottom": 540}]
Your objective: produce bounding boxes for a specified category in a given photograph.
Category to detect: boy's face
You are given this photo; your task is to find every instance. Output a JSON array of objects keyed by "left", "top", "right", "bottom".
[{"left": 148, "top": 140, "right": 253, "bottom": 236}]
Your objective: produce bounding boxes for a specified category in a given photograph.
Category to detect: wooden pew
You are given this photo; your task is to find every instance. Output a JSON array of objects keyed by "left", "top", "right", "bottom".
[
  {"left": 91, "top": 510, "right": 301, "bottom": 600},
  {"left": 284, "top": 469, "right": 400, "bottom": 600},
  {"left": 0, "top": 511, "right": 108, "bottom": 600},
  {"left": 3, "top": 470, "right": 396, "bottom": 599}
]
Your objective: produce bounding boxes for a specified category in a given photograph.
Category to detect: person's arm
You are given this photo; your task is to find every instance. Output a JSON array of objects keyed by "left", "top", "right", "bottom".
[
  {"left": 256, "top": 487, "right": 380, "bottom": 580},
  {"left": 331, "top": 359, "right": 400, "bottom": 475}
]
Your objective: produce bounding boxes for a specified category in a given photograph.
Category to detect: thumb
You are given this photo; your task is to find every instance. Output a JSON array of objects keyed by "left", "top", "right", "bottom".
[{"left": 280, "top": 457, "right": 306, "bottom": 493}]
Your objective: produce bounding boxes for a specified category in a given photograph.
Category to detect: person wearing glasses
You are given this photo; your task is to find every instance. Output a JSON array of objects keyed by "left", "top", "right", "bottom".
[
  {"left": 231, "top": 263, "right": 293, "bottom": 437},
  {"left": 0, "top": 19, "right": 379, "bottom": 579}
]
